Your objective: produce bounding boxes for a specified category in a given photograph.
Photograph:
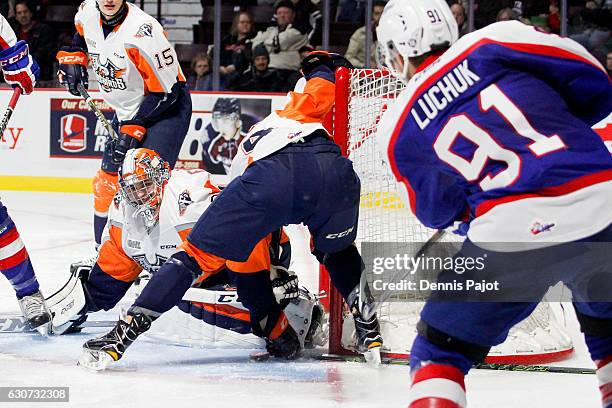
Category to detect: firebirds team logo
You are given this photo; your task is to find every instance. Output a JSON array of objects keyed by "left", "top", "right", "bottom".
[
  {"left": 59, "top": 114, "right": 87, "bottom": 153},
  {"left": 135, "top": 23, "right": 153, "bottom": 38},
  {"left": 178, "top": 190, "right": 193, "bottom": 216},
  {"left": 132, "top": 253, "right": 168, "bottom": 272},
  {"left": 89, "top": 53, "right": 127, "bottom": 92}
]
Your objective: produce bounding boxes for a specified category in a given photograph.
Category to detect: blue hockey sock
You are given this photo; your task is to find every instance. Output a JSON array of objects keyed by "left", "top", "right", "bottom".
[
  {"left": 315, "top": 245, "right": 363, "bottom": 300},
  {"left": 585, "top": 335, "right": 612, "bottom": 408},
  {"left": 410, "top": 334, "right": 473, "bottom": 375},
  {"left": 0, "top": 206, "right": 39, "bottom": 298},
  {"left": 408, "top": 334, "right": 471, "bottom": 408},
  {"left": 229, "top": 269, "right": 277, "bottom": 323},
  {"left": 93, "top": 214, "right": 107, "bottom": 246},
  {"left": 129, "top": 251, "right": 199, "bottom": 318}
]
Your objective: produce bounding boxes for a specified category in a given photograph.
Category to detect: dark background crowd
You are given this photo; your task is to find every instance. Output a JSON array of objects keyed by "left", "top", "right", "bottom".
[{"left": 1, "top": 0, "right": 611, "bottom": 91}]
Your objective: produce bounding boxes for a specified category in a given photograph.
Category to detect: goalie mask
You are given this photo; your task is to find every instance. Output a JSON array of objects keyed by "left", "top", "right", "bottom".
[{"left": 118, "top": 148, "right": 170, "bottom": 229}]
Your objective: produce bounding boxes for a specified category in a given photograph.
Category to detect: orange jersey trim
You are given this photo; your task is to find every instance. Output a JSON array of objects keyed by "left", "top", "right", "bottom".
[
  {"left": 276, "top": 77, "right": 335, "bottom": 123},
  {"left": 97, "top": 225, "right": 142, "bottom": 282},
  {"left": 179, "top": 239, "right": 226, "bottom": 276},
  {"left": 75, "top": 22, "right": 84, "bottom": 37},
  {"left": 126, "top": 46, "right": 165, "bottom": 93},
  {"left": 226, "top": 235, "right": 272, "bottom": 274}
]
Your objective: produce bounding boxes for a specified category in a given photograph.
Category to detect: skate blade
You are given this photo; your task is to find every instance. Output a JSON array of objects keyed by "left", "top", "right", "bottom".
[
  {"left": 363, "top": 346, "right": 382, "bottom": 366},
  {"left": 77, "top": 349, "right": 115, "bottom": 372},
  {"left": 34, "top": 323, "right": 51, "bottom": 337}
]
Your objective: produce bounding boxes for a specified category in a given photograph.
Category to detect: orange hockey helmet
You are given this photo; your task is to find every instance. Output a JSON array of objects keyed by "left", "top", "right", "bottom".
[{"left": 118, "top": 148, "right": 170, "bottom": 229}]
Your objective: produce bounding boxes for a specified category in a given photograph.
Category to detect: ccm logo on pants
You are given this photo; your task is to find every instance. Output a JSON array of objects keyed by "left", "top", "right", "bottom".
[{"left": 326, "top": 227, "right": 354, "bottom": 239}]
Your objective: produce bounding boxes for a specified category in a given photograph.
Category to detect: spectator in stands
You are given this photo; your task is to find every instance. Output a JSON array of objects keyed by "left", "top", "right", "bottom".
[
  {"left": 11, "top": 0, "right": 54, "bottom": 81},
  {"left": 344, "top": 0, "right": 385, "bottom": 68},
  {"left": 496, "top": 7, "right": 518, "bottom": 21},
  {"left": 290, "top": 0, "right": 322, "bottom": 46},
  {"left": 0, "top": 0, "right": 12, "bottom": 18},
  {"left": 251, "top": 0, "right": 308, "bottom": 72},
  {"left": 228, "top": 43, "right": 286, "bottom": 92},
  {"left": 450, "top": 2, "right": 469, "bottom": 37},
  {"left": 187, "top": 53, "right": 214, "bottom": 91},
  {"left": 219, "top": 11, "right": 255, "bottom": 84},
  {"left": 570, "top": 1, "right": 611, "bottom": 62},
  {"left": 336, "top": 0, "right": 365, "bottom": 22}
]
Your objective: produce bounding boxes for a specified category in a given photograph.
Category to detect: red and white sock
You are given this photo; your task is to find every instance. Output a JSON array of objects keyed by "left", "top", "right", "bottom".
[
  {"left": 408, "top": 363, "right": 467, "bottom": 408},
  {"left": 596, "top": 356, "right": 612, "bottom": 408}
]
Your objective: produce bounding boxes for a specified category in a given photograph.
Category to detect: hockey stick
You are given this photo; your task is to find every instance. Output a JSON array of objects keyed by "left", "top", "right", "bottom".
[
  {"left": 0, "top": 315, "right": 116, "bottom": 334},
  {"left": 76, "top": 83, "right": 118, "bottom": 141},
  {"left": 318, "top": 354, "right": 596, "bottom": 375},
  {"left": 0, "top": 87, "right": 21, "bottom": 136},
  {"left": 372, "top": 229, "right": 449, "bottom": 307}
]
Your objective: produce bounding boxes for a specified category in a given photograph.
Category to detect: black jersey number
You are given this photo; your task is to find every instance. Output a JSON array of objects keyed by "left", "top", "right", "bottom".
[
  {"left": 242, "top": 128, "right": 273, "bottom": 154},
  {"left": 154, "top": 48, "right": 175, "bottom": 69}
]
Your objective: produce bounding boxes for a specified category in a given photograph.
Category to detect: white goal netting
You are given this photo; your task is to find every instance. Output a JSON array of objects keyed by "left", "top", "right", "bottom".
[{"left": 335, "top": 69, "right": 573, "bottom": 363}]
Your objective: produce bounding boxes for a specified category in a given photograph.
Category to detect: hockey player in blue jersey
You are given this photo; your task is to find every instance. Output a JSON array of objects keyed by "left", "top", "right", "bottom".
[
  {"left": 376, "top": 1, "right": 612, "bottom": 406},
  {"left": 77, "top": 52, "right": 383, "bottom": 366},
  {"left": 0, "top": 13, "right": 51, "bottom": 335}
]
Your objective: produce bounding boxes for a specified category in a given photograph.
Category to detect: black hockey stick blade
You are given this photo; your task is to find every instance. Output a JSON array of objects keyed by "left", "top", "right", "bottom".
[
  {"left": 0, "top": 315, "right": 115, "bottom": 334},
  {"left": 318, "top": 353, "right": 595, "bottom": 375}
]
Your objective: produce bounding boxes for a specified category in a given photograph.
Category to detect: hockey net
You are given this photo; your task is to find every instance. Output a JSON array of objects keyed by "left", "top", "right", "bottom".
[{"left": 326, "top": 67, "right": 573, "bottom": 364}]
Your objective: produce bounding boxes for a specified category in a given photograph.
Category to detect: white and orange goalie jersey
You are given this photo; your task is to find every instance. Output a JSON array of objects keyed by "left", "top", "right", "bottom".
[{"left": 74, "top": 0, "right": 185, "bottom": 120}]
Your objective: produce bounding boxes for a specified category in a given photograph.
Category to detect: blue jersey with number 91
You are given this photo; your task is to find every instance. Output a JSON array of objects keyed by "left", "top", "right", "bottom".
[{"left": 379, "top": 21, "right": 612, "bottom": 244}]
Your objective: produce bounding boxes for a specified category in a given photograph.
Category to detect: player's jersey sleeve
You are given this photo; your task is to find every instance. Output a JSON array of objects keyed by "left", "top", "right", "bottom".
[
  {"left": 97, "top": 222, "right": 142, "bottom": 282},
  {"left": 97, "top": 199, "right": 142, "bottom": 282},
  {"left": 0, "top": 13, "right": 17, "bottom": 49},
  {"left": 473, "top": 21, "right": 611, "bottom": 126},
  {"left": 124, "top": 21, "right": 185, "bottom": 93}
]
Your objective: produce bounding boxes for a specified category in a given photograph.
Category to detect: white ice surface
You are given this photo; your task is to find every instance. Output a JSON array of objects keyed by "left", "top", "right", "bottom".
[{"left": 0, "top": 190, "right": 602, "bottom": 408}]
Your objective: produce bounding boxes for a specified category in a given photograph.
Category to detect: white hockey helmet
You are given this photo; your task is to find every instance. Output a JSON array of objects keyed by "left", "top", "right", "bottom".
[{"left": 376, "top": 0, "right": 458, "bottom": 82}]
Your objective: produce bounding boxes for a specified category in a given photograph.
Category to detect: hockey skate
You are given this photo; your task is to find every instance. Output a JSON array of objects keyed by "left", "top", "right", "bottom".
[
  {"left": 18, "top": 290, "right": 52, "bottom": 336},
  {"left": 348, "top": 284, "right": 383, "bottom": 365},
  {"left": 78, "top": 313, "right": 151, "bottom": 371}
]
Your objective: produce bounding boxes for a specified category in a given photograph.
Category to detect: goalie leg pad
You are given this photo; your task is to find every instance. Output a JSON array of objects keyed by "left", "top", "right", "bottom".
[{"left": 128, "top": 251, "right": 200, "bottom": 318}]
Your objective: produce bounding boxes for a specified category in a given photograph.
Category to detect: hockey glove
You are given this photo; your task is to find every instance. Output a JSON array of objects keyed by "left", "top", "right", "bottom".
[
  {"left": 111, "top": 122, "right": 146, "bottom": 165},
  {"left": 300, "top": 51, "right": 354, "bottom": 80},
  {"left": 0, "top": 40, "right": 40, "bottom": 94},
  {"left": 56, "top": 46, "right": 88, "bottom": 97},
  {"left": 253, "top": 307, "right": 301, "bottom": 360}
]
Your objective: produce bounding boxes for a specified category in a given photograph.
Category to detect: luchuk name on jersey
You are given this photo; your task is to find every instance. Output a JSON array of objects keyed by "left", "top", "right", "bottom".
[{"left": 89, "top": 53, "right": 127, "bottom": 92}]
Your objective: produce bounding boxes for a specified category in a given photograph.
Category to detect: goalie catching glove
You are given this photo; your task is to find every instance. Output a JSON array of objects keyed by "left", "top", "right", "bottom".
[
  {"left": 0, "top": 40, "right": 40, "bottom": 94},
  {"left": 56, "top": 46, "right": 88, "bottom": 97}
]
